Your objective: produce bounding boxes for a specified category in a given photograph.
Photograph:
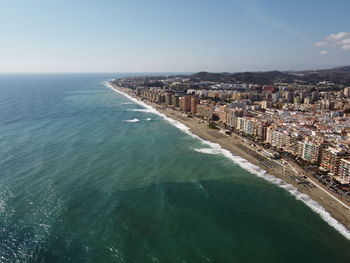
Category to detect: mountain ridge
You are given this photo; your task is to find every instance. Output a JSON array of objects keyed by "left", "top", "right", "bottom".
[{"left": 186, "top": 66, "right": 350, "bottom": 85}]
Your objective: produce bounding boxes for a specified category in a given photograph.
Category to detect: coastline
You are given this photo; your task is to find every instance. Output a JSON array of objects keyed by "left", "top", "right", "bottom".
[{"left": 107, "top": 82, "right": 350, "bottom": 239}]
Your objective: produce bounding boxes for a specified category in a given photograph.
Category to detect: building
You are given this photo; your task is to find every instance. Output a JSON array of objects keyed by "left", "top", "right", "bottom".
[
  {"left": 257, "top": 123, "right": 269, "bottom": 141},
  {"left": 302, "top": 141, "right": 323, "bottom": 164},
  {"left": 236, "top": 117, "right": 245, "bottom": 132},
  {"left": 344, "top": 87, "right": 350, "bottom": 98},
  {"left": 294, "top": 97, "right": 301, "bottom": 105},
  {"left": 191, "top": 97, "right": 199, "bottom": 114},
  {"left": 172, "top": 96, "right": 180, "bottom": 107},
  {"left": 179, "top": 95, "right": 192, "bottom": 111},
  {"left": 229, "top": 101, "right": 247, "bottom": 110},
  {"left": 271, "top": 129, "right": 287, "bottom": 149},
  {"left": 337, "top": 158, "right": 350, "bottom": 185},
  {"left": 245, "top": 119, "right": 256, "bottom": 136},
  {"left": 320, "top": 99, "right": 334, "bottom": 111},
  {"left": 285, "top": 135, "right": 299, "bottom": 156},
  {"left": 136, "top": 87, "right": 147, "bottom": 96},
  {"left": 165, "top": 93, "right": 173, "bottom": 105},
  {"left": 265, "top": 126, "right": 274, "bottom": 144},
  {"left": 320, "top": 147, "right": 348, "bottom": 176},
  {"left": 297, "top": 141, "right": 304, "bottom": 157},
  {"left": 285, "top": 92, "right": 294, "bottom": 103},
  {"left": 261, "top": 100, "right": 270, "bottom": 109},
  {"left": 197, "top": 104, "right": 214, "bottom": 120},
  {"left": 226, "top": 109, "right": 244, "bottom": 128},
  {"left": 304, "top": 97, "right": 312, "bottom": 104},
  {"left": 215, "top": 105, "right": 229, "bottom": 125}
]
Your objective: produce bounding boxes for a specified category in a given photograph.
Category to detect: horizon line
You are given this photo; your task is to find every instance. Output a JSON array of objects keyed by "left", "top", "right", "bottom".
[{"left": 0, "top": 64, "right": 348, "bottom": 75}]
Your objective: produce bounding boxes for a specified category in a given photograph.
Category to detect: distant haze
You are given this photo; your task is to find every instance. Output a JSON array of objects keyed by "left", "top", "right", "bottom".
[{"left": 0, "top": 0, "right": 350, "bottom": 73}]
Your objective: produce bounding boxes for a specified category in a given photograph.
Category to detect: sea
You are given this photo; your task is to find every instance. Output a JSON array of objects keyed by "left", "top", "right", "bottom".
[{"left": 0, "top": 73, "right": 350, "bottom": 262}]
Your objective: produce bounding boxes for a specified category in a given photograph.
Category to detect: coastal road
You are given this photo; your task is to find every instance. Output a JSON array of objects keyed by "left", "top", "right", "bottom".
[
  {"left": 286, "top": 162, "right": 350, "bottom": 211},
  {"left": 309, "top": 177, "right": 350, "bottom": 211}
]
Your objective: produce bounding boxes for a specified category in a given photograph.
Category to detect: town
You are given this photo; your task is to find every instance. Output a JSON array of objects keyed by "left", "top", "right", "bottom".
[{"left": 113, "top": 71, "right": 350, "bottom": 203}]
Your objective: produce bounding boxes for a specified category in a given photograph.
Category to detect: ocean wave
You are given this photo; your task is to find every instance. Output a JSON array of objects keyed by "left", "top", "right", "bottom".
[
  {"left": 127, "top": 109, "right": 154, "bottom": 113},
  {"left": 121, "top": 102, "right": 135, "bottom": 105},
  {"left": 194, "top": 148, "right": 221, "bottom": 155},
  {"left": 146, "top": 118, "right": 152, "bottom": 121},
  {"left": 124, "top": 119, "right": 140, "bottom": 123},
  {"left": 106, "top": 82, "right": 350, "bottom": 240}
]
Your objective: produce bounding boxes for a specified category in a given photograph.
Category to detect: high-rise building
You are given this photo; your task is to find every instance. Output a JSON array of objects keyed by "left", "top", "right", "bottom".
[
  {"left": 215, "top": 105, "right": 229, "bottom": 124},
  {"left": 245, "top": 119, "right": 256, "bottom": 136},
  {"left": 265, "top": 126, "right": 274, "bottom": 144},
  {"left": 136, "top": 87, "right": 147, "bottom": 96},
  {"left": 285, "top": 135, "right": 299, "bottom": 156},
  {"left": 191, "top": 97, "right": 199, "bottom": 114},
  {"left": 165, "top": 93, "right": 173, "bottom": 105},
  {"left": 302, "top": 141, "right": 323, "bottom": 164},
  {"left": 172, "top": 96, "right": 180, "bottom": 107},
  {"left": 179, "top": 95, "right": 192, "bottom": 111},
  {"left": 344, "top": 87, "right": 350, "bottom": 98},
  {"left": 338, "top": 158, "right": 350, "bottom": 185},
  {"left": 257, "top": 123, "right": 269, "bottom": 141},
  {"left": 271, "top": 129, "right": 287, "bottom": 149},
  {"left": 320, "top": 147, "right": 348, "bottom": 176},
  {"left": 336, "top": 158, "right": 350, "bottom": 185},
  {"left": 226, "top": 109, "right": 243, "bottom": 128}
]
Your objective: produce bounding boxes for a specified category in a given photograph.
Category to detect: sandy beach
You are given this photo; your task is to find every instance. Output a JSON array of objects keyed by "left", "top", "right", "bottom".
[{"left": 110, "top": 83, "right": 350, "bottom": 232}]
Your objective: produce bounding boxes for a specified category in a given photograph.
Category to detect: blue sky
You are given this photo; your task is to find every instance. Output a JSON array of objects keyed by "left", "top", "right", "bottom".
[{"left": 0, "top": 0, "right": 349, "bottom": 72}]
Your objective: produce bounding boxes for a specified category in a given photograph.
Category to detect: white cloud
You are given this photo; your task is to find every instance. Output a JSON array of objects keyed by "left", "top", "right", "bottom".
[
  {"left": 326, "top": 32, "right": 350, "bottom": 41},
  {"left": 341, "top": 38, "right": 350, "bottom": 45},
  {"left": 315, "top": 41, "right": 326, "bottom": 47},
  {"left": 315, "top": 32, "right": 350, "bottom": 51},
  {"left": 320, "top": 50, "right": 328, "bottom": 55}
]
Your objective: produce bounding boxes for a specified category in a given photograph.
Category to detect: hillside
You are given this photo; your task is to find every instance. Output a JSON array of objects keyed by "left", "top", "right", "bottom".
[{"left": 188, "top": 66, "right": 350, "bottom": 85}]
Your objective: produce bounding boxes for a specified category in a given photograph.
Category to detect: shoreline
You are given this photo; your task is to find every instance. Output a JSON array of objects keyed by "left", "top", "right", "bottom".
[{"left": 107, "top": 82, "right": 350, "bottom": 239}]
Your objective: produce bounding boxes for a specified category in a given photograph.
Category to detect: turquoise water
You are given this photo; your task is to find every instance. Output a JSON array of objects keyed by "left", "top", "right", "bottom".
[{"left": 0, "top": 74, "right": 350, "bottom": 262}]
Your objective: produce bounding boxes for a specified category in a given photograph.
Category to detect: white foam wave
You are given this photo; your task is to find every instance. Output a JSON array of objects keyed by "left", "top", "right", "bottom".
[
  {"left": 106, "top": 81, "right": 350, "bottom": 240},
  {"left": 121, "top": 102, "right": 135, "bottom": 105},
  {"left": 146, "top": 118, "right": 152, "bottom": 121},
  {"left": 194, "top": 148, "right": 220, "bottom": 155},
  {"left": 124, "top": 118, "right": 139, "bottom": 123},
  {"left": 127, "top": 109, "right": 154, "bottom": 113}
]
